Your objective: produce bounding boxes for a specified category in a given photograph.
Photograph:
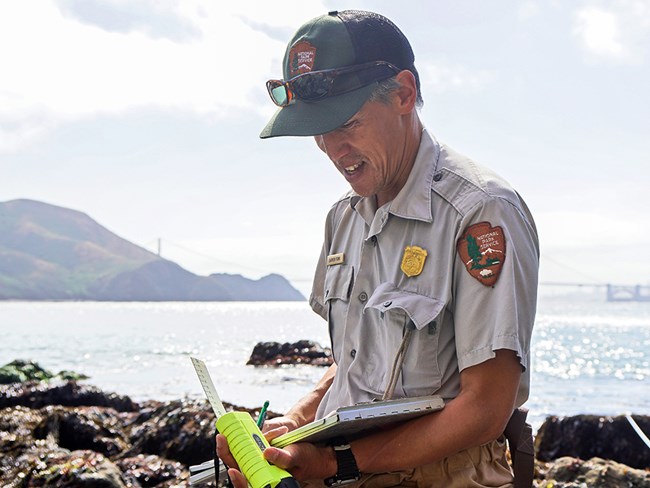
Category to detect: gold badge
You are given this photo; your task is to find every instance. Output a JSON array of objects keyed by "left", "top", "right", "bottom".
[
  {"left": 327, "top": 252, "right": 345, "bottom": 266},
  {"left": 401, "top": 246, "right": 428, "bottom": 277}
]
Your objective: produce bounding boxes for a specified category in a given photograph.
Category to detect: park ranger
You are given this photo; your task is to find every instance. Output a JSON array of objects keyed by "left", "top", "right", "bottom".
[{"left": 218, "top": 9, "right": 539, "bottom": 487}]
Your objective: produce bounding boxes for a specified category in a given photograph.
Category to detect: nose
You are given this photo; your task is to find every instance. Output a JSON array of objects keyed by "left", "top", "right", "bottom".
[{"left": 315, "top": 131, "right": 349, "bottom": 161}]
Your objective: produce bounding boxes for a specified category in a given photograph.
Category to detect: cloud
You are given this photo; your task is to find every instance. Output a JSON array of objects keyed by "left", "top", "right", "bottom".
[
  {"left": 573, "top": 1, "right": 650, "bottom": 63},
  {"left": 574, "top": 7, "right": 625, "bottom": 58},
  {"left": 54, "top": 0, "right": 202, "bottom": 42},
  {"left": 0, "top": 0, "right": 326, "bottom": 152}
]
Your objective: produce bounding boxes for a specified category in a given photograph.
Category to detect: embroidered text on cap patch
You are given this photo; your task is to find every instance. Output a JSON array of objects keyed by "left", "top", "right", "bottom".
[
  {"left": 289, "top": 41, "right": 317, "bottom": 76},
  {"left": 457, "top": 222, "right": 506, "bottom": 287}
]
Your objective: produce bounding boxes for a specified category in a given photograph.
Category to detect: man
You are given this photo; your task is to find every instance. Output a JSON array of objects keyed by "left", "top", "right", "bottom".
[{"left": 218, "top": 10, "right": 539, "bottom": 487}]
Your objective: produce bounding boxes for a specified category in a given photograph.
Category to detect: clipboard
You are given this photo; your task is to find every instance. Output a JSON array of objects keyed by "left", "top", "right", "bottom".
[{"left": 270, "top": 395, "right": 444, "bottom": 448}]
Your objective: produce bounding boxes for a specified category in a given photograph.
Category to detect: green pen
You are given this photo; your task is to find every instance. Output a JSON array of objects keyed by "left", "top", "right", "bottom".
[{"left": 257, "top": 400, "right": 270, "bottom": 428}]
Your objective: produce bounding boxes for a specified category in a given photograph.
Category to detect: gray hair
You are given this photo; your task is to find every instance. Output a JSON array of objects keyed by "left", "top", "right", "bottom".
[{"left": 368, "top": 75, "right": 424, "bottom": 108}]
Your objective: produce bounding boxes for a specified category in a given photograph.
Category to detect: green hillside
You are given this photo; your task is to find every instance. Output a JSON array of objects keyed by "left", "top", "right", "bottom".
[{"left": 0, "top": 199, "right": 303, "bottom": 301}]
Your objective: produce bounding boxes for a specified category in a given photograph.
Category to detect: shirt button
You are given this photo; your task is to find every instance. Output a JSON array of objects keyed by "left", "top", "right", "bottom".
[
  {"left": 433, "top": 172, "right": 443, "bottom": 182},
  {"left": 383, "top": 300, "right": 392, "bottom": 307},
  {"left": 358, "top": 292, "right": 368, "bottom": 302},
  {"left": 350, "top": 349, "right": 357, "bottom": 358}
]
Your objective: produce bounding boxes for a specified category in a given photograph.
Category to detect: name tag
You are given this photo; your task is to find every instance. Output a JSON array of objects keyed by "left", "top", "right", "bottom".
[{"left": 327, "top": 253, "right": 345, "bottom": 266}]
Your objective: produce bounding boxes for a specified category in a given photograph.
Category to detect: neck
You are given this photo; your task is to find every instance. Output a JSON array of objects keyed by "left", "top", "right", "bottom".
[{"left": 375, "top": 115, "right": 424, "bottom": 208}]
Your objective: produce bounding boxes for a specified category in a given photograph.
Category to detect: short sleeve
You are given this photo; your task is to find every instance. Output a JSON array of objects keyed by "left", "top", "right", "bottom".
[{"left": 452, "top": 195, "right": 539, "bottom": 374}]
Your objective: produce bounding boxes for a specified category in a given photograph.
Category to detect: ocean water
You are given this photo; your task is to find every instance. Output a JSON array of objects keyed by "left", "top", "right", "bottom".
[{"left": 1, "top": 287, "right": 648, "bottom": 432}]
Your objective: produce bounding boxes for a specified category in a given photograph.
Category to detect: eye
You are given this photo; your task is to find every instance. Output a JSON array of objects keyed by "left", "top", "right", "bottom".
[{"left": 340, "top": 119, "right": 358, "bottom": 130}]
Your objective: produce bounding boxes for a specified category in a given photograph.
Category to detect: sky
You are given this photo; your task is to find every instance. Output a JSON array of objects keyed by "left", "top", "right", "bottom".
[{"left": 2, "top": 0, "right": 649, "bottom": 296}]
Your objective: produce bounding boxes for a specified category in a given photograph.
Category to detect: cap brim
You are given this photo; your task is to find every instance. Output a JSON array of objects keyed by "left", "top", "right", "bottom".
[{"left": 259, "top": 83, "right": 377, "bottom": 138}]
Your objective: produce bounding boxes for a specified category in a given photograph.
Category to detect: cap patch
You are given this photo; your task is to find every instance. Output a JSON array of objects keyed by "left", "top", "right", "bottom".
[
  {"left": 457, "top": 222, "right": 506, "bottom": 287},
  {"left": 289, "top": 40, "right": 317, "bottom": 76}
]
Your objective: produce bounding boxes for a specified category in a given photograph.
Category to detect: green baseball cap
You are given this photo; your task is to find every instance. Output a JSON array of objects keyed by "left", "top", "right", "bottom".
[{"left": 260, "top": 10, "right": 419, "bottom": 138}]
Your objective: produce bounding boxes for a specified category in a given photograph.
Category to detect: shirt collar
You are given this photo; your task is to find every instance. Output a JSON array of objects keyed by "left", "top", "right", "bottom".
[{"left": 349, "top": 129, "right": 440, "bottom": 224}]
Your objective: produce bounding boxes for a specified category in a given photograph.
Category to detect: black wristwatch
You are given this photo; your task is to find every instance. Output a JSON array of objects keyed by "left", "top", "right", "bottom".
[{"left": 324, "top": 442, "right": 361, "bottom": 486}]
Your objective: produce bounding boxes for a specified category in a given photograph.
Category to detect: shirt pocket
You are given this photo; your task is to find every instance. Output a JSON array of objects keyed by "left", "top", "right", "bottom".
[
  {"left": 324, "top": 265, "right": 354, "bottom": 363},
  {"left": 364, "top": 282, "right": 446, "bottom": 397}
]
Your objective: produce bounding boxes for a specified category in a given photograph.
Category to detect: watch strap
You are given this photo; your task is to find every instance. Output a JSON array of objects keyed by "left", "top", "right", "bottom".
[{"left": 324, "top": 439, "right": 360, "bottom": 486}]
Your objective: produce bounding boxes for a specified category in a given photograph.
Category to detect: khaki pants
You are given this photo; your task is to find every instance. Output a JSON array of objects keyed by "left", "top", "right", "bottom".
[{"left": 301, "top": 438, "right": 513, "bottom": 488}]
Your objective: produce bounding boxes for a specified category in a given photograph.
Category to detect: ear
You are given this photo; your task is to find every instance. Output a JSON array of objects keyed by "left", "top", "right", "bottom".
[{"left": 393, "top": 70, "right": 418, "bottom": 114}]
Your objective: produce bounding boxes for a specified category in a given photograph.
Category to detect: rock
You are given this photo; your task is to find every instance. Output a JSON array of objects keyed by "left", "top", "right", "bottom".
[
  {"left": 34, "top": 406, "right": 131, "bottom": 457},
  {"left": 115, "top": 454, "right": 189, "bottom": 487},
  {"left": 536, "top": 414, "right": 650, "bottom": 469},
  {"left": 0, "top": 380, "right": 138, "bottom": 412},
  {"left": 0, "top": 383, "right": 266, "bottom": 487},
  {"left": 1, "top": 444, "right": 73, "bottom": 486},
  {"left": 534, "top": 456, "right": 650, "bottom": 488},
  {"left": 0, "top": 405, "right": 52, "bottom": 457},
  {"left": 126, "top": 399, "right": 217, "bottom": 467},
  {"left": 247, "top": 340, "right": 333, "bottom": 366},
  {"left": 3, "top": 448, "right": 129, "bottom": 487},
  {"left": 35, "top": 450, "right": 129, "bottom": 487},
  {"left": 0, "top": 359, "right": 89, "bottom": 384}
]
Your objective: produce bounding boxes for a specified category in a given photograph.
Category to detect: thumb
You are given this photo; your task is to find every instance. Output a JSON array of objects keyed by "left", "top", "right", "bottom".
[{"left": 264, "top": 447, "right": 292, "bottom": 469}]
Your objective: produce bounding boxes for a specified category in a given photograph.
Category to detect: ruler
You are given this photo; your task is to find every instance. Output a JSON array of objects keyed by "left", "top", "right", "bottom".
[{"left": 190, "top": 357, "right": 227, "bottom": 418}]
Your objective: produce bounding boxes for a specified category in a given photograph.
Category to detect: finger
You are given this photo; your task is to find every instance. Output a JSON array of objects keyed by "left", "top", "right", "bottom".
[
  {"left": 227, "top": 468, "right": 249, "bottom": 488},
  {"left": 263, "top": 425, "right": 289, "bottom": 440},
  {"left": 216, "top": 433, "right": 239, "bottom": 470}
]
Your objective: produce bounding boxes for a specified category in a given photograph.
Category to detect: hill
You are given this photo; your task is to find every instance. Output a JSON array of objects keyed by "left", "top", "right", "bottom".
[{"left": 0, "top": 199, "right": 304, "bottom": 301}]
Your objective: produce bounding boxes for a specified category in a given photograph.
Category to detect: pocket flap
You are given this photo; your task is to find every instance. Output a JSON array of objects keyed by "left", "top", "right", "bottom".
[
  {"left": 324, "top": 265, "right": 354, "bottom": 302},
  {"left": 364, "top": 282, "right": 445, "bottom": 330}
]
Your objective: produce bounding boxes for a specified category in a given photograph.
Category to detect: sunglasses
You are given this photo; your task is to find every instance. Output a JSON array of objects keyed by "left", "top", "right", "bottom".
[{"left": 266, "top": 60, "right": 401, "bottom": 107}]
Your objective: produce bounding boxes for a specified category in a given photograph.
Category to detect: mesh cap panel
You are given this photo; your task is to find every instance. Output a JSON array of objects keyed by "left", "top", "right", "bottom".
[{"left": 337, "top": 10, "right": 420, "bottom": 95}]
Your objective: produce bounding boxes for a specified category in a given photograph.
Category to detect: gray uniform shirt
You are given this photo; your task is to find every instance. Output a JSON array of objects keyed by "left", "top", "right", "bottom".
[{"left": 310, "top": 130, "right": 539, "bottom": 419}]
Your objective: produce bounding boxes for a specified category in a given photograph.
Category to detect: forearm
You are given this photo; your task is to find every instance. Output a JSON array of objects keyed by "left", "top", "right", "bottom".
[
  {"left": 352, "top": 390, "right": 507, "bottom": 472},
  {"left": 351, "top": 350, "right": 520, "bottom": 473},
  {"left": 284, "top": 363, "right": 337, "bottom": 427}
]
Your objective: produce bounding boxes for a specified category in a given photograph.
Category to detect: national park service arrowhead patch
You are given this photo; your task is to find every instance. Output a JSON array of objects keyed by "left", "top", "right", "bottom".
[
  {"left": 457, "top": 222, "right": 506, "bottom": 287},
  {"left": 289, "top": 40, "right": 317, "bottom": 76}
]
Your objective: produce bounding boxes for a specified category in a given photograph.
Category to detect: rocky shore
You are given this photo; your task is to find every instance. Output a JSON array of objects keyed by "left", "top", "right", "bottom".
[{"left": 1, "top": 356, "right": 648, "bottom": 487}]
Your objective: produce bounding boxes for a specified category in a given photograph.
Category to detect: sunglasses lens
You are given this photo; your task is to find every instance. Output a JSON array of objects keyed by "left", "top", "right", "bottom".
[
  {"left": 267, "top": 80, "right": 292, "bottom": 106},
  {"left": 270, "top": 85, "right": 289, "bottom": 106}
]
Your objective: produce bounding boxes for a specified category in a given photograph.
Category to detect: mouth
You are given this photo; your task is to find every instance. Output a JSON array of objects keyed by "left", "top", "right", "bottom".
[{"left": 344, "top": 161, "right": 364, "bottom": 175}]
